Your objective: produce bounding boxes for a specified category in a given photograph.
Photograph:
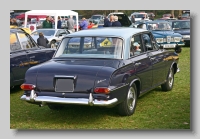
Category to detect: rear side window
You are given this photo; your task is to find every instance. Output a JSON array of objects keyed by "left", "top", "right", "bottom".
[{"left": 10, "top": 33, "right": 21, "bottom": 51}]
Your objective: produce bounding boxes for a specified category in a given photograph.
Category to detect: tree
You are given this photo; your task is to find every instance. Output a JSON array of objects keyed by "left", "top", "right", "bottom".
[{"left": 171, "top": 10, "right": 174, "bottom": 18}]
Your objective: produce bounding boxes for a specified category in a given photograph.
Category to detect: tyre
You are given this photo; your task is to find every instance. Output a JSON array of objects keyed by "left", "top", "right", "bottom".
[
  {"left": 161, "top": 67, "right": 174, "bottom": 91},
  {"left": 48, "top": 104, "right": 64, "bottom": 110},
  {"left": 118, "top": 83, "right": 138, "bottom": 116}
]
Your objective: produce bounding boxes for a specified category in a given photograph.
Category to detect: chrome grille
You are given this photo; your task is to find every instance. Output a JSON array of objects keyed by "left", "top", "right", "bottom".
[{"left": 167, "top": 36, "right": 171, "bottom": 43}]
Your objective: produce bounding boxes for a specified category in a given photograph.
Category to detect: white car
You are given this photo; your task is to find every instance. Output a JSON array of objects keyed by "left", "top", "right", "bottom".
[
  {"left": 31, "top": 29, "right": 72, "bottom": 48},
  {"left": 130, "top": 12, "right": 151, "bottom": 21}
]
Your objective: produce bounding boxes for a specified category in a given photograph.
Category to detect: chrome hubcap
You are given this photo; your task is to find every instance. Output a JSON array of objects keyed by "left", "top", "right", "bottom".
[
  {"left": 168, "top": 69, "right": 173, "bottom": 87},
  {"left": 127, "top": 87, "right": 136, "bottom": 111}
]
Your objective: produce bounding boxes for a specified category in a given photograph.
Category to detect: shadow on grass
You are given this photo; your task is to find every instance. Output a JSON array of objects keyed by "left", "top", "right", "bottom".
[{"left": 10, "top": 85, "right": 22, "bottom": 94}]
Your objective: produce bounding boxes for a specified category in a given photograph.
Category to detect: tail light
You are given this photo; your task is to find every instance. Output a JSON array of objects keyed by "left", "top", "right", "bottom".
[
  {"left": 94, "top": 87, "right": 110, "bottom": 94},
  {"left": 20, "top": 84, "right": 35, "bottom": 91}
]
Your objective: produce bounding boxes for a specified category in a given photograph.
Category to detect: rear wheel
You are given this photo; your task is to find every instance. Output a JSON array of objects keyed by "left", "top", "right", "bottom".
[
  {"left": 161, "top": 67, "right": 174, "bottom": 91},
  {"left": 118, "top": 84, "right": 138, "bottom": 116}
]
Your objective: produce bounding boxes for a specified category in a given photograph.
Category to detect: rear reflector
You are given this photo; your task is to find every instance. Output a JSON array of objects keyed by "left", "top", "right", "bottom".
[
  {"left": 94, "top": 87, "right": 110, "bottom": 94},
  {"left": 20, "top": 84, "right": 35, "bottom": 91}
]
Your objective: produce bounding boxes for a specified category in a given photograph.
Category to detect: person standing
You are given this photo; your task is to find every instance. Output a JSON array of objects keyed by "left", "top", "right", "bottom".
[
  {"left": 42, "top": 16, "right": 53, "bottom": 28},
  {"left": 112, "top": 16, "right": 122, "bottom": 27},
  {"left": 79, "top": 17, "right": 88, "bottom": 30},
  {"left": 57, "top": 16, "right": 62, "bottom": 29},
  {"left": 131, "top": 15, "right": 135, "bottom": 24},
  {"left": 103, "top": 14, "right": 114, "bottom": 27},
  {"left": 37, "top": 33, "right": 49, "bottom": 48},
  {"left": 67, "top": 15, "right": 75, "bottom": 32}
]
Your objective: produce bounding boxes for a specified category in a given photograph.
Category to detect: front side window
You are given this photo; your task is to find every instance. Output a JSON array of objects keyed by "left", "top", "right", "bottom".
[
  {"left": 142, "top": 33, "right": 157, "bottom": 51},
  {"left": 10, "top": 33, "right": 21, "bottom": 51},
  {"left": 55, "top": 37, "right": 123, "bottom": 59},
  {"left": 173, "top": 21, "right": 190, "bottom": 29},
  {"left": 18, "top": 33, "right": 37, "bottom": 49}
]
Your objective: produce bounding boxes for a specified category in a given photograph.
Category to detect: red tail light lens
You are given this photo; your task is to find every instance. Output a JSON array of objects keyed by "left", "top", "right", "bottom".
[
  {"left": 94, "top": 87, "right": 110, "bottom": 94},
  {"left": 20, "top": 84, "right": 35, "bottom": 90}
]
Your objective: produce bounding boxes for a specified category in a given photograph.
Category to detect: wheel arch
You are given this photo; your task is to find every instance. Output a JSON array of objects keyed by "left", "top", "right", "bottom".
[{"left": 129, "top": 78, "right": 141, "bottom": 98}]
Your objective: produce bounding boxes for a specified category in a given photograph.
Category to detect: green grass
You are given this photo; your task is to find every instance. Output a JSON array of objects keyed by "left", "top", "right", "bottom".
[{"left": 10, "top": 47, "right": 190, "bottom": 129}]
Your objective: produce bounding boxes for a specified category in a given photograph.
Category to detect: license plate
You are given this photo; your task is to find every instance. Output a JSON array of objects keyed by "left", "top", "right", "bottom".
[
  {"left": 55, "top": 78, "right": 74, "bottom": 92},
  {"left": 163, "top": 44, "right": 175, "bottom": 48}
]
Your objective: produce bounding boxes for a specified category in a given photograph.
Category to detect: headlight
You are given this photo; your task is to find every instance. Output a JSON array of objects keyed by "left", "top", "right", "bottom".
[
  {"left": 156, "top": 38, "right": 163, "bottom": 43},
  {"left": 182, "top": 35, "right": 190, "bottom": 39},
  {"left": 174, "top": 37, "right": 181, "bottom": 42}
]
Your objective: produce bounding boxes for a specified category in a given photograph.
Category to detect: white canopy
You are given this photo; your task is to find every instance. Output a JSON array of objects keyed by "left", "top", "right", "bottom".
[{"left": 24, "top": 10, "right": 79, "bottom": 31}]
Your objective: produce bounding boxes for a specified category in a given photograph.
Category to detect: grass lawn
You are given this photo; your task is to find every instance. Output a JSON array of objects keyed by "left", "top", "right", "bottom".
[{"left": 10, "top": 47, "right": 190, "bottom": 129}]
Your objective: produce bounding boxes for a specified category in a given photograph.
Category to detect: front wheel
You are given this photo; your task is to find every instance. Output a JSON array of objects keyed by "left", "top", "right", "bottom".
[
  {"left": 161, "top": 67, "right": 174, "bottom": 91},
  {"left": 118, "top": 84, "right": 138, "bottom": 116}
]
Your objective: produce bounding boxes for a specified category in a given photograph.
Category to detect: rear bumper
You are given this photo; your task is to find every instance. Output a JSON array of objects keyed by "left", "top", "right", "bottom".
[{"left": 20, "top": 90, "right": 118, "bottom": 107}]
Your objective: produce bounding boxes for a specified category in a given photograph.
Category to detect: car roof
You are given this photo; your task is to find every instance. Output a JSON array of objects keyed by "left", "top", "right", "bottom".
[
  {"left": 108, "top": 12, "right": 124, "bottom": 15},
  {"left": 168, "top": 19, "right": 190, "bottom": 22},
  {"left": 66, "top": 27, "right": 148, "bottom": 38}
]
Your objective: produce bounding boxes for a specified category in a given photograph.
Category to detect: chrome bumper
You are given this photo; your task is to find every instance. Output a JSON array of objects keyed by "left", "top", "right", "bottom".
[
  {"left": 162, "top": 43, "right": 185, "bottom": 48},
  {"left": 20, "top": 90, "right": 118, "bottom": 107}
]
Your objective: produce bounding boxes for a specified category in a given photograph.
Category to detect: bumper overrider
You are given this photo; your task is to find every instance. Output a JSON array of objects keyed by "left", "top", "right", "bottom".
[{"left": 20, "top": 90, "right": 118, "bottom": 107}]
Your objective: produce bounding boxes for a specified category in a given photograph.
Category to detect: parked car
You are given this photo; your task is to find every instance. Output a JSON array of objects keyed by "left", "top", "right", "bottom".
[
  {"left": 20, "top": 27, "right": 181, "bottom": 116},
  {"left": 130, "top": 12, "right": 150, "bottom": 21},
  {"left": 137, "top": 20, "right": 185, "bottom": 49},
  {"left": 89, "top": 14, "right": 104, "bottom": 23},
  {"left": 10, "top": 28, "right": 56, "bottom": 88},
  {"left": 168, "top": 19, "right": 190, "bottom": 46},
  {"left": 31, "top": 29, "right": 72, "bottom": 48},
  {"left": 107, "top": 12, "right": 132, "bottom": 27}
]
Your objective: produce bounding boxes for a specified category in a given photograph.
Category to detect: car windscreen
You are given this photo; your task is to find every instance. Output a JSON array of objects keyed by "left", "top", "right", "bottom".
[
  {"left": 31, "top": 30, "right": 55, "bottom": 36},
  {"left": 172, "top": 21, "right": 190, "bottom": 29},
  {"left": 54, "top": 37, "right": 123, "bottom": 59},
  {"left": 146, "top": 22, "right": 172, "bottom": 31}
]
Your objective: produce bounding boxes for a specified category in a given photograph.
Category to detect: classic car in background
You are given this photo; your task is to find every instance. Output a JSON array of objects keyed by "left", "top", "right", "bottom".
[
  {"left": 31, "top": 29, "right": 72, "bottom": 48},
  {"left": 130, "top": 12, "right": 150, "bottom": 21},
  {"left": 168, "top": 19, "right": 190, "bottom": 46},
  {"left": 20, "top": 27, "right": 181, "bottom": 116},
  {"left": 89, "top": 14, "right": 105, "bottom": 23},
  {"left": 10, "top": 28, "right": 56, "bottom": 88},
  {"left": 137, "top": 20, "right": 185, "bottom": 49}
]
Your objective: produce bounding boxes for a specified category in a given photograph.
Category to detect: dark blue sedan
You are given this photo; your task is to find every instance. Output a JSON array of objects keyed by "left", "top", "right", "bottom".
[
  {"left": 20, "top": 27, "right": 181, "bottom": 116},
  {"left": 10, "top": 28, "right": 56, "bottom": 88}
]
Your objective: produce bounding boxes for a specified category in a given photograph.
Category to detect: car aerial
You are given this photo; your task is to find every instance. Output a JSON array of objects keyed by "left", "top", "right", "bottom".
[
  {"left": 20, "top": 27, "right": 181, "bottom": 116},
  {"left": 137, "top": 20, "right": 185, "bottom": 49},
  {"left": 31, "top": 29, "right": 72, "bottom": 48},
  {"left": 107, "top": 12, "right": 132, "bottom": 27},
  {"left": 130, "top": 12, "right": 150, "bottom": 21},
  {"left": 10, "top": 28, "right": 56, "bottom": 88},
  {"left": 168, "top": 19, "right": 190, "bottom": 46}
]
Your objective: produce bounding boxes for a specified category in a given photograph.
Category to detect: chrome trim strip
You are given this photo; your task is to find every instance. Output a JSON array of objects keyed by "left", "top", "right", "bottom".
[{"left": 20, "top": 95, "right": 118, "bottom": 107}]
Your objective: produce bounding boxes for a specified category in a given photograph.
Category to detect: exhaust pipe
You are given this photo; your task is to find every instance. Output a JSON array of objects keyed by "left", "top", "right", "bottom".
[{"left": 39, "top": 102, "right": 47, "bottom": 107}]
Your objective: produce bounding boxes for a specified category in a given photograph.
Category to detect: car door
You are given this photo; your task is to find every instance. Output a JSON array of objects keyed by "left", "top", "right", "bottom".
[
  {"left": 17, "top": 31, "right": 50, "bottom": 67},
  {"left": 10, "top": 32, "right": 30, "bottom": 86},
  {"left": 129, "top": 34, "right": 153, "bottom": 92},
  {"left": 142, "top": 33, "right": 166, "bottom": 87}
]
